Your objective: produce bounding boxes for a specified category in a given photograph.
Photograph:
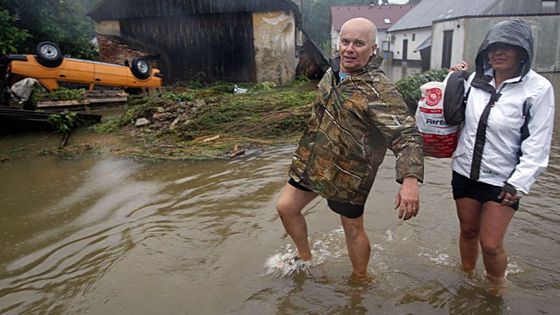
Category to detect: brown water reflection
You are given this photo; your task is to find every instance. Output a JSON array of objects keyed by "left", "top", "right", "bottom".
[{"left": 0, "top": 74, "right": 559, "bottom": 314}]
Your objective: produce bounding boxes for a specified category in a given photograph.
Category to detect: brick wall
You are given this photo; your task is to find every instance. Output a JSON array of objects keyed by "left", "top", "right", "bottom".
[{"left": 96, "top": 35, "right": 157, "bottom": 68}]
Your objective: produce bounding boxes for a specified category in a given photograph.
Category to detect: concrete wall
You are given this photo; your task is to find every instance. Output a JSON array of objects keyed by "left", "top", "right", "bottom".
[
  {"left": 430, "top": 19, "right": 466, "bottom": 69},
  {"left": 252, "top": 11, "right": 297, "bottom": 85},
  {"left": 390, "top": 28, "right": 431, "bottom": 62},
  {"left": 331, "top": 27, "right": 339, "bottom": 54},
  {"left": 95, "top": 20, "right": 121, "bottom": 37}
]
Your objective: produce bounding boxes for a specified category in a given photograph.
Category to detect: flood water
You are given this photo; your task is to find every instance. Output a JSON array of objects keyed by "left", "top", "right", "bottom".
[{"left": 1, "top": 76, "right": 559, "bottom": 314}]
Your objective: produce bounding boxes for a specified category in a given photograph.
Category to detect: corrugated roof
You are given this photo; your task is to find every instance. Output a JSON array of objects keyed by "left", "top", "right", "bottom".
[
  {"left": 331, "top": 4, "right": 415, "bottom": 31},
  {"left": 388, "top": 0, "right": 501, "bottom": 32},
  {"left": 88, "top": 0, "right": 300, "bottom": 21}
]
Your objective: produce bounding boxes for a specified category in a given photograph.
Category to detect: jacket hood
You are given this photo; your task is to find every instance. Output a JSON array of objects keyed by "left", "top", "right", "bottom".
[{"left": 475, "top": 19, "right": 534, "bottom": 79}]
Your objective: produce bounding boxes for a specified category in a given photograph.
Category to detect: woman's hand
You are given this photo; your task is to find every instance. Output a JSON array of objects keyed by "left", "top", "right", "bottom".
[
  {"left": 449, "top": 61, "right": 468, "bottom": 72},
  {"left": 499, "top": 183, "right": 521, "bottom": 207}
]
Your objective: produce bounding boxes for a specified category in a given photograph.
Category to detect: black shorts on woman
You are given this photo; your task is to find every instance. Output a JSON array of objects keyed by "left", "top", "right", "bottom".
[
  {"left": 451, "top": 171, "right": 519, "bottom": 210},
  {"left": 288, "top": 178, "right": 365, "bottom": 218}
]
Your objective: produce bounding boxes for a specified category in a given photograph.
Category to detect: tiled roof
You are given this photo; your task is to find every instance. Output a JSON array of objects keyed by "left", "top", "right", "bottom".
[
  {"left": 388, "top": 0, "right": 501, "bottom": 32},
  {"left": 330, "top": 4, "right": 415, "bottom": 31}
]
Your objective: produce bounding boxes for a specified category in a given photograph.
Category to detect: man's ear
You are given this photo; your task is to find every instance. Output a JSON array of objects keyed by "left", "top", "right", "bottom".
[{"left": 370, "top": 44, "right": 378, "bottom": 56}]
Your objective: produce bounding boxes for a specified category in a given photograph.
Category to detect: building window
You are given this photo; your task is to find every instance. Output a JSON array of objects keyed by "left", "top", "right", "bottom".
[
  {"left": 412, "top": 33, "right": 416, "bottom": 41},
  {"left": 384, "top": 18, "right": 391, "bottom": 24},
  {"left": 542, "top": 0, "right": 558, "bottom": 12}
]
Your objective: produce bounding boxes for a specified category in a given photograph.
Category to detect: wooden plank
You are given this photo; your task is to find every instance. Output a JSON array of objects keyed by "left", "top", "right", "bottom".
[
  {"left": 37, "top": 100, "right": 87, "bottom": 108},
  {"left": 87, "top": 97, "right": 127, "bottom": 103},
  {"left": 36, "top": 95, "right": 128, "bottom": 108},
  {"left": 86, "top": 90, "right": 128, "bottom": 98}
]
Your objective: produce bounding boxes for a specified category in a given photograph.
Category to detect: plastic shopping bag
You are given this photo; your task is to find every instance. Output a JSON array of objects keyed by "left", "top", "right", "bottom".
[{"left": 415, "top": 81, "right": 459, "bottom": 158}]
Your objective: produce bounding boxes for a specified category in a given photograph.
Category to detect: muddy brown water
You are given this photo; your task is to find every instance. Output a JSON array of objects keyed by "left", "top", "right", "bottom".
[{"left": 1, "top": 75, "right": 559, "bottom": 314}]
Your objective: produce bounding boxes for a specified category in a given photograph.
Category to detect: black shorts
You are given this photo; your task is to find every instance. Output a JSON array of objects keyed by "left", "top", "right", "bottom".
[
  {"left": 288, "top": 178, "right": 365, "bottom": 218},
  {"left": 451, "top": 171, "right": 519, "bottom": 210}
]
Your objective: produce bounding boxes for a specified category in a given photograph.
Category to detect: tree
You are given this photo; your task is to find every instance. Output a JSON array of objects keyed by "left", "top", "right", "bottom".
[
  {"left": 0, "top": 9, "right": 29, "bottom": 54},
  {"left": 0, "top": 0, "right": 97, "bottom": 59}
]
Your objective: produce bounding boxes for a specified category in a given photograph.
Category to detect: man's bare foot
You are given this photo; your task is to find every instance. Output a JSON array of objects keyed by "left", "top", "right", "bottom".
[{"left": 297, "top": 251, "right": 312, "bottom": 261}]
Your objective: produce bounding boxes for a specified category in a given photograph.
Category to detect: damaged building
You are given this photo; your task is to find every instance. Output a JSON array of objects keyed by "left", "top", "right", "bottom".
[{"left": 88, "top": 0, "right": 326, "bottom": 85}]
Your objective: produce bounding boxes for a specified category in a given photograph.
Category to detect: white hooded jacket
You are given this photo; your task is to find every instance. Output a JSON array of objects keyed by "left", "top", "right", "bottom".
[{"left": 451, "top": 20, "right": 555, "bottom": 194}]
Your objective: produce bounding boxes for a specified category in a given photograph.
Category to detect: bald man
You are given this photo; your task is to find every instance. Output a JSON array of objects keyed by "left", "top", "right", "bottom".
[{"left": 276, "top": 18, "right": 424, "bottom": 281}]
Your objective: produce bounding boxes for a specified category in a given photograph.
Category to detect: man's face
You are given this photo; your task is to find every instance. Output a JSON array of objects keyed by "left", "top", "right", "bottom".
[{"left": 339, "top": 23, "right": 376, "bottom": 74}]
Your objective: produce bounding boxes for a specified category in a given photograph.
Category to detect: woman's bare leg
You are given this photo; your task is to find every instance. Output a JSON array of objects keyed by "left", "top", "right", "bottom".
[
  {"left": 479, "top": 202, "right": 515, "bottom": 283},
  {"left": 456, "top": 198, "right": 483, "bottom": 271}
]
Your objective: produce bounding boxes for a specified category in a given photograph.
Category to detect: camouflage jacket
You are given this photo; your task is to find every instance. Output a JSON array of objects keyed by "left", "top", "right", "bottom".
[{"left": 288, "top": 56, "right": 424, "bottom": 205}]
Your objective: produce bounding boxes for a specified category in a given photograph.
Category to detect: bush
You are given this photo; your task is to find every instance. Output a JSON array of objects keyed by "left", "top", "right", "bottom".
[{"left": 395, "top": 69, "right": 448, "bottom": 114}]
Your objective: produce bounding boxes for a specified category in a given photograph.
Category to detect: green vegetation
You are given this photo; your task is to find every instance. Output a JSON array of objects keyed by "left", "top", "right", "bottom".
[
  {"left": 178, "top": 86, "right": 314, "bottom": 140},
  {"left": 34, "top": 87, "right": 87, "bottom": 101},
  {"left": 395, "top": 69, "right": 449, "bottom": 114},
  {"left": 93, "top": 81, "right": 317, "bottom": 158},
  {"left": 0, "top": 0, "right": 97, "bottom": 58},
  {"left": 48, "top": 112, "right": 81, "bottom": 134},
  {"left": 93, "top": 96, "right": 166, "bottom": 133},
  {"left": 0, "top": 8, "right": 29, "bottom": 54}
]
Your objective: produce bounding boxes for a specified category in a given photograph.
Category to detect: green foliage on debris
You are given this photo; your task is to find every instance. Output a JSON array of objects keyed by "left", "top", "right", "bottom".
[
  {"left": 177, "top": 85, "right": 315, "bottom": 141},
  {"left": 96, "top": 82, "right": 317, "bottom": 149},
  {"left": 34, "top": 87, "right": 87, "bottom": 101},
  {"left": 395, "top": 69, "right": 449, "bottom": 114},
  {"left": 161, "top": 91, "right": 194, "bottom": 103},
  {"left": 95, "top": 96, "right": 176, "bottom": 133},
  {"left": 48, "top": 112, "right": 81, "bottom": 134},
  {"left": 251, "top": 81, "right": 277, "bottom": 91}
]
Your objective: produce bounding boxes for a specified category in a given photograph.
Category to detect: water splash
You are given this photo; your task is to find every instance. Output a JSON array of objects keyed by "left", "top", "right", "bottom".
[
  {"left": 506, "top": 261, "right": 523, "bottom": 275},
  {"left": 264, "top": 253, "right": 310, "bottom": 277},
  {"left": 264, "top": 228, "right": 347, "bottom": 277}
]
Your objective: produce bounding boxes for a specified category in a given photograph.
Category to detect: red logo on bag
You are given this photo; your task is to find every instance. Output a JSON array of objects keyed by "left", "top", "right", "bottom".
[{"left": 425, "top": 88, "right": 442, "bottom": 106}]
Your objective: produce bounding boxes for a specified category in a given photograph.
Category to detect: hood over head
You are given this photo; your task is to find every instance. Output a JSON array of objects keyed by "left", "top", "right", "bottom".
[{"left": 475, "top": 19, "right": 534, "bottom": 79}]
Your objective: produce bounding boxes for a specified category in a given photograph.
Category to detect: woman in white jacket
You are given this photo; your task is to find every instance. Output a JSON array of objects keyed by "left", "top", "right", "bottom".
[{"left": 444, "top": 19, "right": 555, "bottom": 286}]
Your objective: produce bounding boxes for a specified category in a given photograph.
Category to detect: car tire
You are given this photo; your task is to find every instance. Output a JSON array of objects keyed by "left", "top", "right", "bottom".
[
  {"left": 35, "top": 41, "right": 64, "bottom": 68},
  {"left": 131, "top": 58, "right": 152, "bottom": 80}
]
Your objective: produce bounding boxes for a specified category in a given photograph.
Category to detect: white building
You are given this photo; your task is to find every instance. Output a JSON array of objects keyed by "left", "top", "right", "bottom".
[{"left": 387, "top": 0, "right": 559, "bottom": 71}]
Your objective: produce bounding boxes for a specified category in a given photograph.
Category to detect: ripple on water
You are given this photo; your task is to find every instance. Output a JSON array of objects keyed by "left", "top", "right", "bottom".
[{"left": 2, "top": 140, "right": 560, "bottom": 314}]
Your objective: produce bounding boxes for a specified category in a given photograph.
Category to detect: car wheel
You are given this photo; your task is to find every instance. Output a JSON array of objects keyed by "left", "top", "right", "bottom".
[
  {"left": 35, "top": 41, "right": 64, "bottom": 67},
  {"left": 131, "top": 58, "right": 152, "bottom": 80}
]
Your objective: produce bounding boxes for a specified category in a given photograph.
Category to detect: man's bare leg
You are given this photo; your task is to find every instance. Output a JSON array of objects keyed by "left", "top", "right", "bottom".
[
  {"left": 340, "top": 214, "right": 371, "bottom": 279},
  {"left": 276, "top": 183, "right": 317, "bottom": 261}
]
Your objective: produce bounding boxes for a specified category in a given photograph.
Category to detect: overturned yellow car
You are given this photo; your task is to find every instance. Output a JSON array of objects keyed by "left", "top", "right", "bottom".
[{"left": 1, "top": 41, "right": 163, "bottom": 96}]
